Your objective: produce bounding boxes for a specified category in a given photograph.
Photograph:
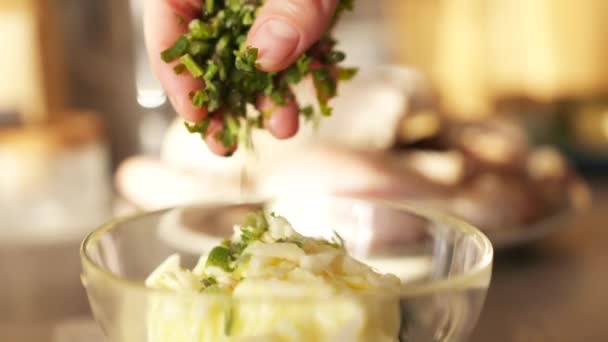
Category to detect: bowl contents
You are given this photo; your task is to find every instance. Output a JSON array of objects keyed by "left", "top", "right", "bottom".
[
  {"left": 161, "top": 0, "right": 357, "bottom": 149},
  {"left": 81, "top": 199, "right": 494, "bottom": 342},
  {"left": 146, "top": 210, "right": 401, "bottom": 342}
]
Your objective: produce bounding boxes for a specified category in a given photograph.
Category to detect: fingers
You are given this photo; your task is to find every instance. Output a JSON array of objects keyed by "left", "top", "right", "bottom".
[
  {"left": 145, "top": 0, "right": 321, "bottom": 153},
  {"left": 247, "top": 0, "right": 339, "bottom": 72},
  {"left": 257, "top": 96, "right": 300, "bottom": 140},
  {"left": 144, "top": 0, "right": 207, "bottom": 122},
  {"left": 204, "top": 117, "right": 236, "bottom": 156}
]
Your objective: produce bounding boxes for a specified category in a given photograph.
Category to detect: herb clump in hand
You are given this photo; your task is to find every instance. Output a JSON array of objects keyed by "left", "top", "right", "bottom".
[{"left": 160, "top": 0, "right": 357, "bottom": 152}]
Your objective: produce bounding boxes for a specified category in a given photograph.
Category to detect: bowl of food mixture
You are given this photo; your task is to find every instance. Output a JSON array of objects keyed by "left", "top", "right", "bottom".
[{"left": 80, "top": 196, "right": 493, "bottom": 342}]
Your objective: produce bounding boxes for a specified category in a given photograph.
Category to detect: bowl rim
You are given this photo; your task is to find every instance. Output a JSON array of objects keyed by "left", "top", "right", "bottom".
[{"left": 80, "top": 197, "right": 493, "bottom": 298}]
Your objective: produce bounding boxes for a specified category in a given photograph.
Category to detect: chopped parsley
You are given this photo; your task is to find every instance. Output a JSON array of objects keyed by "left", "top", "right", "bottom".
[{"left": 160, "top": 0, "right": 357, "bottom": 149}]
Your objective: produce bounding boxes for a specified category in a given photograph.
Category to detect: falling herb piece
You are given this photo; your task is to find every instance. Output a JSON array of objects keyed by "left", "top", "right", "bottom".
[
  {"left": 161, "top": 0, "right": 357, "bottom": 150},
  {"left": 217, "top": 124, "right": 238, "bottom": 150},
  {"left": 327, "top": 51, "right": 346, "bottom": 64},
  {"left": 319, "top": 102, "right": 333, "bottom": 117},
  {"left": 338, "top": 67, "right": 358, "bottom": 81},
  {"left": 300, "top": 105, "right": 314, "bottom": 121},
  {"left": 225, "top": 115, "right": 240, "bottom": 136}
]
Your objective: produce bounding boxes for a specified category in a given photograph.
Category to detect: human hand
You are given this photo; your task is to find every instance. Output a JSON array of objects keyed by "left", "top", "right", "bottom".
[{"left": 144, "top": 0, "right": 339, "bottom": 155}]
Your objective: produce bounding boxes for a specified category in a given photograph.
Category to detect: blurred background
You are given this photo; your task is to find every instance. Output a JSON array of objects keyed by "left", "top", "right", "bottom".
[{"left": 0, "top": 0, "right": 606, "bottom": 341}]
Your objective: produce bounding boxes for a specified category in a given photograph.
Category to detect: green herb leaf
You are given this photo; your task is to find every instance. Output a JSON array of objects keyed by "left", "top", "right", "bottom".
[
  {"left": 162, "top": 0, "right": 357, "bottom": 150},
  {"left": 217, "top": 124, "right": 237, "bottom": 149},
  {"left": 161, "top": 35, "right": 189, "bottom": 63},
  {"left": 173, "top": 63, "right": 186, "bottom": 74},
  {"left": 201, "top": 276, "right": 217, "bottom": 288},
  {"left": 189, "top": 19, "right": 215, "bottom": 40},
  {"left": 296, "top": 55, "right": 312, "bottom": 74},
  {"left": 206, "top": 246, "right": 233, "bottom": 271},
  {"left": 320, "top": 102, "right": 333, "bottom": 116},
  {"left": 229, "top": 241, "right": 246, "bottom": 256},
  {"left": 338, "top": 67, "right": 358, "bottom": 81},
  {"left": 284, "top": 64, "right": 302, "bottom": 84},
  {"left": 191, "top": 90, "right": 209, "bottom": 108},
  {"left": 204, "top": 61, "right": 219, "bottom": 81},
  {"left": 215, "top": 34, "right": 232, "bottom": 57},
  {"left": 188, "top": 41, "right": 211, "bottom": 56},
  {"left": 205, "top": 0, "right": 215, "bottom": 16},
  {"left": 240, "top": 211, "right": 269, "bottom": 245},
  {"left": 242, "top": 10, "right": 254, "bottom": 25},
  {"left": 180, "top": 54, "right": 204, "bottom": 78},
  {"left": 300, "top": 105, "right": 314, "bottom": 120},
  {"left": 225, "top": 115, "right": 240, "bottom": 136},
  {"left": 206, "top": 81, "right": 222, "bottom": 111},
  {"left": 327, "top": 51, "right": 346, "bottom": 64},
  {"left": 184, "top": 117, "right": 211, "bottom": 137}
]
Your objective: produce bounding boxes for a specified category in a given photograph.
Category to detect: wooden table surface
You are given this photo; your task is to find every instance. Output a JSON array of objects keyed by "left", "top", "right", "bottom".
[{"left": 470, "top": 182, "right": 608, "bottom": 342}]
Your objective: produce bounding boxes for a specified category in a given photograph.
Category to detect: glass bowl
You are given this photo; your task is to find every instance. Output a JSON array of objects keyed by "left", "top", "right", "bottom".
[{"left": 80, "top": 196, "right": 493, "bottom": 342}]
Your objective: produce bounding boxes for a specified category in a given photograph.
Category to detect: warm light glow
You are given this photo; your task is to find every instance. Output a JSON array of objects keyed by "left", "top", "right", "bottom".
[
  {"left": 137, "top": 89, "right": 167, "bottom": 109},
  {"left": 462, "top": 128, "right": 514, "bottom": 164},
  {"left": 399, "top": 111, "right": 441, "bottom": 143},
  {"left": 408, "top": 151, "right": 465, "bottom": 186},
  {"left": 601, "top": 110, "right": 608, "bottom": 141},
  {"left": 0, "top": 7, "right": 46, "bottom": 118},
  {"left": 526, "top": 147, "right": 566, "bottom": 180}
]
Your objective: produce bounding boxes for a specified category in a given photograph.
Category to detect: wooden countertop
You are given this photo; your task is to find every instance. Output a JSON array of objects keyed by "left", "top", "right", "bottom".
[{"left": 471, "top": 180, "right": 608, "bottom": 341}]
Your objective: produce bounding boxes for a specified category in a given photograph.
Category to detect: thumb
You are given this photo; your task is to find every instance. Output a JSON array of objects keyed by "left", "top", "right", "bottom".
[{"left": 246, "top": 0, "right": 338, "bottom": 72}]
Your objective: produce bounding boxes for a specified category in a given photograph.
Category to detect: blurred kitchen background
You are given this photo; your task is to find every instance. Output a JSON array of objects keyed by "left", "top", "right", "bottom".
[{"left": 0, "top": 0, "right": 607, "bottom": 341}]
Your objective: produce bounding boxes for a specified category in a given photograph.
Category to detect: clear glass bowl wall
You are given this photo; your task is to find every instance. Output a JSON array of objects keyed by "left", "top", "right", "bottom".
[{"left": 81, "top": 197, "right": 493, "bottom": 342}]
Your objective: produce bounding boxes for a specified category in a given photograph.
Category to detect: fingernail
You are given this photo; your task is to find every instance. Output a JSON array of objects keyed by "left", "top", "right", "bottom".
[{"left": 249, "top": 19, "right": 299, "bottom": 70}]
